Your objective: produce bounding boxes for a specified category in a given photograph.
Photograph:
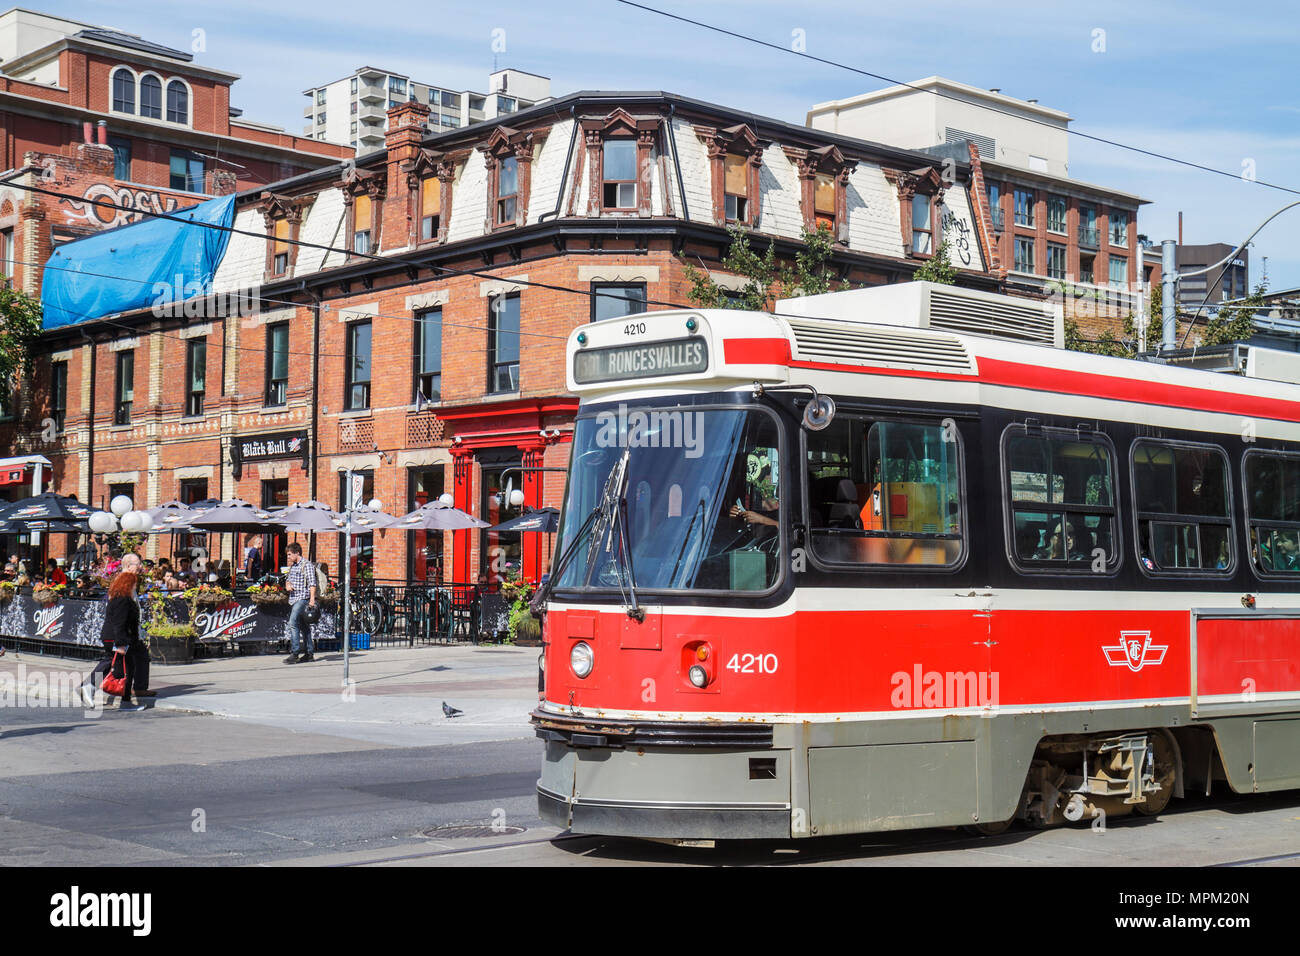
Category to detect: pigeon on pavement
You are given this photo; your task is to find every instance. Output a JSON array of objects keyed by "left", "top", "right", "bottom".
[{"left": 442, "top": 701, "right": 463, "bottom": 718}]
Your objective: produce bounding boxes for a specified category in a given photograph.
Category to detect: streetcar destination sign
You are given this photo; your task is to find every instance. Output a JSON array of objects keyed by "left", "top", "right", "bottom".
[{"left": 574, "top": 337, "right": 708, "bottom": 384}]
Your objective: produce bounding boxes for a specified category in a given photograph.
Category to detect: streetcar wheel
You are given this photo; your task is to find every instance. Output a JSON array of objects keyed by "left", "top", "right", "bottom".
[
  {"left": 964, "top": 818, "right": 1014, "bottom": 837},
  {"left": 1134, "top": 731, "right": 1176, "bottom": 817}
]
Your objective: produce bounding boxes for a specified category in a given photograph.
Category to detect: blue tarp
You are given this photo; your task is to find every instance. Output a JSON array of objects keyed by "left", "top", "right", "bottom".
[{"left": 41, "top": 194, "right": 236, "bottom": 328}]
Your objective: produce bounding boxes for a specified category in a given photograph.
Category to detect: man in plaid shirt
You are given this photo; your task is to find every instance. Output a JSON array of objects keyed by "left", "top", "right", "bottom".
[{"left": 284, "top": 542, "right": 319, "bottom": 663}]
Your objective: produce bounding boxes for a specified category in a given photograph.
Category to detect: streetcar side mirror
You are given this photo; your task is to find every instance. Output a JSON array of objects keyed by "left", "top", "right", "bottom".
[{"left": 802, "top": 395, "right": 836, "bottom": 431}]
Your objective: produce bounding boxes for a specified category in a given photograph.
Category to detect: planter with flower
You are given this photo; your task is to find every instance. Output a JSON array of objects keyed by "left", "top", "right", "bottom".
[
  {"left": 183, "top": 584, "right": 234, "bottom": 608},
  {"left": 501, "top": 577, "right": 540, "bottom": 646},
  {"left": 145, "top": 591, "right": 195, "bottom": 663},
  {"left": 31, "top": 581, "right": 65, "bottom": 605},
  {"left": 0, "top": 580, "right": 16, "bottom": 605},
  {"left": 247, "top": 582, "right": 290, "bottom": 607}
]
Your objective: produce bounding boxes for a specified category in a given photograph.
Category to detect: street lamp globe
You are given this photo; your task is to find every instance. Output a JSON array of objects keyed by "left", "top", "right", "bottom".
[
  {"left": 509, "top": 489, "right": 526, "bottom": 508},
  {"left": 367, "top": 498, "right": 382, "bottom": 512},
  {"left": 110, "top": 495, "right": 132, "bottom": 517},
  {"left": 88, "top": 511, "right": 117, "bottom": 534},
  {"left": 438, "top": 493, "right": 454, "bottom": 508},
  {"left": 121, "top": 510, "right": 151, "bottom": 533}
]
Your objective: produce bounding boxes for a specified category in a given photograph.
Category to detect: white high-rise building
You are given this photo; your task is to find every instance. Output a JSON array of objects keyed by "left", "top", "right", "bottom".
[{"left": 304, "top": 67, "right": 551, "bottom": 152}]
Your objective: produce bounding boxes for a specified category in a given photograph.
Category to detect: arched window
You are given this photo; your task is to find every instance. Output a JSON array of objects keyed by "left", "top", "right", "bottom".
[
  {"left": 166, "top": 80, "right": 189, "bottom": 124},
  {"left": 111, "top": 68, "right": 135, "bottom": 113},
  {"left": 139, "top": 75, "right": 161, "bottom": 119}
]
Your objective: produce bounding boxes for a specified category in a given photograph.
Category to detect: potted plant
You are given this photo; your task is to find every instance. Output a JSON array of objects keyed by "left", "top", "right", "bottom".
[
  {"left": 502, "top": 577, "right": 541, "bottom": 646},
  {"left": 183, "top": 583, "right": 234, "bottom": 608},
  {"left": 0, "top": 580, "right": 15, "bottom": 605},
  {"left": 31, "top": 581, "right": 65, "bottom": 605},
  {"left": 145, "top": 591, "right": 195, "bottom": 662},
  {"left": 247, "top": 582, "right": 289, "bottom": 606}
]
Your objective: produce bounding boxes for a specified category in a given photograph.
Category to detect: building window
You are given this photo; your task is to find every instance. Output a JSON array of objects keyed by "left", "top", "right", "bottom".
[
  {"left": 602, "top": 139, "right": 637, "bottom": 209},
  {"left": 1047, "top": 195, "right": 1067, "bottom": 234},
  {"left": 591, "top": 283, "right": 647, "bottom": 323},
  {"left": 352, "top": 193, "right": 372, "bottom": 254},
  {"left": 1133, "top": 441, "right": 1233, "bottom": 574},
  {"left": 345, "top": 320, "right": 372, "bottom": 410},
  {"left": 1109, "top": 256, "right": 1128, "bottom": 289},
  {"left": 389, "top": 77, "right": 407, "bottom": 95},
  {"left": 911, "top": 193, "right": 934, "bottom": 255},
  {"left": 1110, "top": 210, "right": 1129, "bottom": 246},
  {"left": 0, "top": 227, "right": 11, "bottom": 279},
  {"left": 488, "top": 293, "right": 520, "bottom": 393},
  {"left": 1047, "top": 243, "right": 1067, "bottom": 281},
  {"left": 443, "top": 115, "right": 461, "bottom": 129},
  {"left": 50, "top": 360, "right": 67, "bottom": 432},
  {"left": 316, "top": 89, "right": 327, "bottom": 106},
  {"left": 723, "top": 153, "right": 748, "bottom": 223},
  {"left": 1078, "top": 205, "right": 1098, "bottom": 247},
  {"left": 1014, "top": 237, "right": 1035, "bottom": 273},
  {"left": 139, "top": 74, "right": 161, "bottom": 119},
  {"left": 1079, "top": 254, "right": 1095, "bottom": 285},
  {"left": 108, "top": 135, "right": 131, "bottom": 181},
  {"left": 414, "top": 308, "right": 441, "bottom": 403},
  {"left": 114, "top": 350, "right": 134, "bottom": 425},
  {"left": 442, "top": 91, "right": 459, "bottom": 109},
  {"left": 1005, "top": 426, "right": 1119, "bottom": 573},
  {"left": 316, "top": 112, "right": 326, "bottom": 125},
  {"left": 495, "top": 156, "right": 518, "bottom": 225},
  {"left": 265, "top": 322, "right": 288, "bottom": 406},
  {"left": 169, "top": 150, "right": 204, "bottom": 192},
  {"left": 419, "top": 177, "right": 441, "bottom": 241},
  {"left": 480, "top": 459, "right": 523, "bottom": 583},
  {"left": 178, "top": 477, "right": 208, "bottom": 555},
  {"left": 350, "top": 78, "right": 358, "bottom": 95},
  {"left": 166, "top": 80, "right": 189, "bottom": 124},
  {"left": 185, "top": 337, "right": 206, "bottom": 417},
  {"left": 1013, "top": 188, "right": 1035, "bottom": 227},
  {"left": 408, "top": 467, "right": 445, "bottom": 581},
  {"left": 498, "top": 95, "right": 516, "bottom": 113},
  {"left": 112, "top": 68, "right": 134, "bottom": 113},
  {"left": 987, "top": 182, "right": 1002, "bottom": 229}
]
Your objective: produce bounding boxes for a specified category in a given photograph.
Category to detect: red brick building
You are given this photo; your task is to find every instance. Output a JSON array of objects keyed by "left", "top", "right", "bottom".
[{"left": 21, "top": 90, "right": 1010, "bottom": 585}]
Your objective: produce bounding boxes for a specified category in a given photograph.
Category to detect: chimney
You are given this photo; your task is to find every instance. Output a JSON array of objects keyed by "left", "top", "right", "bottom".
[
  {"left": 989, "top": 88, "right": 1001, "bottom": 94},
  {"left": 96, "top": 120, "right": 108, "bottom": 146},
  {"left": 1026, "top": 98, "right": 1038, "bottom": 104},
  {"left": 82, "top": 121, "right": 93, "bottom": 144}
]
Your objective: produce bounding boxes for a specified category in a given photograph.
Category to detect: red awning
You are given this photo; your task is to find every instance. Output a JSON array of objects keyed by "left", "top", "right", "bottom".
[{"left": 0, "top": 467, "right": 27, "bottom": 487}]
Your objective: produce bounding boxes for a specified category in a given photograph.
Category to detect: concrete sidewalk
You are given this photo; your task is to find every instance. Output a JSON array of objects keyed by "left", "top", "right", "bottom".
[{"left": 1, "top": 643, "right": 542, "bottom": 747}]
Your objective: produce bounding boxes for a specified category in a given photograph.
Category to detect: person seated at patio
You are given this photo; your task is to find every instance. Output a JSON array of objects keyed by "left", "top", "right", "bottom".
[
  {"left": 212, "top": 560, "right": 233, "bottom": 590},
  {"left": 175, "top": 556, "right": 196, "bottom": 583},
  {"left": 46, "top": 559, "right": 67, "bottom": 587}
]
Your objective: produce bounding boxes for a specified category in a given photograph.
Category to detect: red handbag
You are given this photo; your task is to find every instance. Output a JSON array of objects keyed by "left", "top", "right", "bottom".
[{"left": 101, "top": 650, "right": 127, "bottom": 697}]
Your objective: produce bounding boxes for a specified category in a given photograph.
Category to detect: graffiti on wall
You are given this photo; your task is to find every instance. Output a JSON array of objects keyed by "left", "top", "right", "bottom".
[
  {"left": 61, "top": 184, "right": 181, "bottom": 229},
  {"left": 941, "top": 209, "right": 973, "bottom": 267}
]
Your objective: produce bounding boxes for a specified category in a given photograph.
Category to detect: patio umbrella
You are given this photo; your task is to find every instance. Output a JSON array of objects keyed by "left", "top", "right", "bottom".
[
  {"left": 394, "top": 501, "right": 488, "bottom": 531},
  {"left": 277, "top": 501, "right": 346, "bottom": 533},
  {"left": 329, "top": 506, "right": 399, "bottom": 535},
  {"left": 146, "top": 500, "right": 201, "bottom": 530},
  {"left": 0, "top": 492, "right": 95, "bottom": 524},
  {"left": 189, "top": 499, "right": 286, "bottom": 534},
  {"left": 490, "top": 507, "right": 560, "bottom": 533}
]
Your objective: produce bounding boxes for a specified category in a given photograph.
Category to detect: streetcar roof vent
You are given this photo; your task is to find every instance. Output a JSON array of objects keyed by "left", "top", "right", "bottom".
[
  {"left": 1149, "top": 344, "right": 1300, "bottom": 386},
  {"left": 785, "top": 317, "right": 974, "bottom": 373},
  {"left": 775, "top": 281, "right": 1064, "bottom": 349}
]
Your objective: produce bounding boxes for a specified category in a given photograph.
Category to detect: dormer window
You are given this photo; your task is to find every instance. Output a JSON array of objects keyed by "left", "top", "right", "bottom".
[
  {"left": 885, "top": 165, "right": 945, "bottom": 260},
  {"left": 814, "top": 173, "right": 836, "bottom": 232},
  {"left": 353, "top": 193, "right": 372, "bottom": 254},
  {"left": 784, "top": 144, "right": 856, "bottom": 242},
  {"left": 496, "top": 156, "right": 518, "bottom": 225},
  {"left": 272, "top": 219, "right": 289, "bottom": 275},
  {"left": 724, "top": 153, "right": 748, "bottom": 223},
  {"left": 911, "top": 193, "right": 935, "bottom": 255},
  {"left": 420, "top": 177, "right": 441, "bottom": 240},
  {"left": 602, "top": 139, "right": 637, "bottom": 209}
]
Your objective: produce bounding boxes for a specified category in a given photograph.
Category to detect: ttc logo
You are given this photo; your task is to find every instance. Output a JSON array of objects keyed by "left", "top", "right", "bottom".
[{"left": 1103, "top": 630, "right": 1167, "bottom": 672}]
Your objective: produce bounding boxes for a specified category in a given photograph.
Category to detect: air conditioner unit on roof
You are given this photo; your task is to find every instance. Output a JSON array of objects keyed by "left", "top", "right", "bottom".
[{"left": 773, "top": 281, "right": 1064, "bottom": 349}]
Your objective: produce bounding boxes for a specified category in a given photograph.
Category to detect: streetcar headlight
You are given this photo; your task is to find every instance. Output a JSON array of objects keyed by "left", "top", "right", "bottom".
[
  {"left": 688, "top": 664, "right": 708, "bottom": 688},
  {"left": 570, "top": 642, "right": 594, "bottom": 679}
]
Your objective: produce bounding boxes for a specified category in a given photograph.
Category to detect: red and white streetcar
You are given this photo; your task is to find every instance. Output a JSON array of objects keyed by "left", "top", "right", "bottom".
[{"left": 531, "top": 281, "right": 1300, "bottom": 840}]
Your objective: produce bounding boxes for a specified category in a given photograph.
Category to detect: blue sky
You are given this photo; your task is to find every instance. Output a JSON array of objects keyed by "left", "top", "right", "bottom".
[{"left": 51, "top": 0, "right": 1300, "bottom": 290}]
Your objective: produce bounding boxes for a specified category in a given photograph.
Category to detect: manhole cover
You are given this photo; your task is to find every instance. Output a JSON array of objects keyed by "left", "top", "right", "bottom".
[{"left": 422, "top": 824, "right": 526, "bottom": 839}]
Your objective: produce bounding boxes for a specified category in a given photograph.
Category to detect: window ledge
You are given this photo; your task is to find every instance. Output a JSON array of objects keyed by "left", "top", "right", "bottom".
[
  {"left": 178, "top": 415, "right": 205, "bottom": 423},
  {"left": 259, "top": 405, "right": 290, "bottom": 415},
  {"left": 337, "top": 407, "right": 372, "bottom": 418}
]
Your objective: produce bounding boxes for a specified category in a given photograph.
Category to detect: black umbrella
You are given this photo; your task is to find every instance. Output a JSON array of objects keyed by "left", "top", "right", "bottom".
[
  {"left": 0, "top": 492, "right": 94, "bottom": 524},
  {"left": 490, "top": 507, "right": 560, "bottom": 533},
  {"left": 189, "top": 499, "right": 287, "bottom": 534}
]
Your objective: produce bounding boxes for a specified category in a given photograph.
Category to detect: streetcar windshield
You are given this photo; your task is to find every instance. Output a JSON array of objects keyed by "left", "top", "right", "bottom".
[{"left": 554, "top": 406, "right": 781, "bottom": 592}]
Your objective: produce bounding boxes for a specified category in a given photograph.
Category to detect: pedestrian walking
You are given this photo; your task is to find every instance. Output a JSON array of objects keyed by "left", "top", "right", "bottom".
[
  {"left": 100, "top": 553, "right": 152, "bottom": 709},
  {"left": 283, "top": 542, "right": 318, "bottom": 664}
]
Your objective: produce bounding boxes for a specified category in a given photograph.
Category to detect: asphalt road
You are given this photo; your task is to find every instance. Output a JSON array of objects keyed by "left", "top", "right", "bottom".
[{"left": 1, "top": 704, "right": 1298, "bottom": 867}]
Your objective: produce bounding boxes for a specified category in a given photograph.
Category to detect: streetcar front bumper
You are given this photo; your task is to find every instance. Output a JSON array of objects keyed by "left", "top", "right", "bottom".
[{"left": 533, "top": 709, "right": 793, "bottom": 840}]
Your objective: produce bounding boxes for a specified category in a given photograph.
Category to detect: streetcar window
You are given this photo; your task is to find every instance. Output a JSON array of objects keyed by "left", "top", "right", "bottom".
[
  {"left": 1004, "top": 427, "right": 1119, "bottom": 572},
  {"left": 554, "top": 406, "right": 783, "bottom": 593},
  {"left": 1243, "top": 451, "right": 1300, "bottom": 575},
  {"left": 804, "top": 417, "right": 963, "bottom": 567},
  {"left": 1132, "top": 441, "right": 1233, "bottom": 574}
]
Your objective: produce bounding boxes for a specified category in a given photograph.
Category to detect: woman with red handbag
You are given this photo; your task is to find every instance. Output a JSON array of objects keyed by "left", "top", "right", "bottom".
[{"left": 100, "top": 553, "right": 148, "bottom": 710}]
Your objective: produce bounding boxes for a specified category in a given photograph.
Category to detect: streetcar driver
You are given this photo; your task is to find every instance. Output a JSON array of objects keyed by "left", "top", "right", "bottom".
[{"left": 729, "top": 463, "right": 779, "bottom": 529}]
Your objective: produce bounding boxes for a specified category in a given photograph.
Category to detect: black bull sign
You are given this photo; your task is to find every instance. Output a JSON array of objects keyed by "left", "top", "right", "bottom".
[{"left": 0, "top": 594, "right": 337, "bottom": 647}]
